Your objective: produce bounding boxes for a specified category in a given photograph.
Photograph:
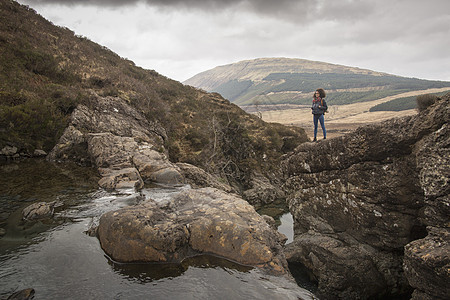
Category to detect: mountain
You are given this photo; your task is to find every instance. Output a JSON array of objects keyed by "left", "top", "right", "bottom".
[
  {"left": 0, "top": 0, "right": 307, "bottom": 190},
  {"left": 184, "top": 57, "right": 450, "bottom": 107}
]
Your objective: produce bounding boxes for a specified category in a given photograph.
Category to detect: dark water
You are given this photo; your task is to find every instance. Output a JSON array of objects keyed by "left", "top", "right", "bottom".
[{"left": 0, "top": 160, "right": 315, "bottom": 299}]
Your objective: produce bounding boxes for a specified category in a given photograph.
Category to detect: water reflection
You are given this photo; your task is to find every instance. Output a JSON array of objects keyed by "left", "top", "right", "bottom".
[
  {"left": 109, "top": 255, "right": 253, "bottom": 284},
  {"left": 256, "top": 201, "right": 294, "bottom": 244},
  {"left": 278, "top": 212, "right": 294, "bottom": 243},
  {"left": 0, "top": 159, "right": 99, "bottom": 253}
]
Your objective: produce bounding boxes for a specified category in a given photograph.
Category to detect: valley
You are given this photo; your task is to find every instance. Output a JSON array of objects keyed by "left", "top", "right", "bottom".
[{"left": 252, "top": 87, "right": 450, "bottom": 139}]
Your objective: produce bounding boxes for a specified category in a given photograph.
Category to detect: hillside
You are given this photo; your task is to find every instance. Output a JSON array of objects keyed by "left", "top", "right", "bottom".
[
  {"left": 184, "top": 57, "right": 450, "bottom": 107},
  {"left": 0, "top": 0, "right": 308, "bottom": 190}
]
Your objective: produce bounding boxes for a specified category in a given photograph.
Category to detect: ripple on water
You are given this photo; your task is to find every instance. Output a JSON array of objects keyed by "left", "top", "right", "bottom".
[{"left": 0, "top": 160, "right": 316, "bottom": 299}]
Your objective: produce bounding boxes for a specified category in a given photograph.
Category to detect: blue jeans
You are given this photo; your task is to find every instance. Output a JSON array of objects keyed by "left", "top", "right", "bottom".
[{"left": 313, "top": 114, "right": 326, "bottom": 139}]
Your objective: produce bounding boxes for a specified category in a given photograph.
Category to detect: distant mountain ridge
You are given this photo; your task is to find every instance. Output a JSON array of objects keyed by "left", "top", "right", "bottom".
[
  {"left": 185, "top": 57, "right": 387, "bottom": 90},
  {"left": 184, "top": 58, "right": 450, "bottom": 107}
]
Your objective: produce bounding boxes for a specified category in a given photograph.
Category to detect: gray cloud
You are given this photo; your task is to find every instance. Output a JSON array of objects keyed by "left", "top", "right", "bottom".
[
  {"left": 19, "top": 0, "right": 450, "bottom": 81},
  {"left": 26, "top": 0, "right": 319, "bottom": 21},
  {"left": 27, "top": 0, "right": 311, "bottom": 9}
]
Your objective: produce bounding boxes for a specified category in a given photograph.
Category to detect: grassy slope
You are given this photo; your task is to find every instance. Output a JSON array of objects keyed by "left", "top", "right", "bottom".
[{"left": 0, "top": 0, "right": 308, "bottom": 189}]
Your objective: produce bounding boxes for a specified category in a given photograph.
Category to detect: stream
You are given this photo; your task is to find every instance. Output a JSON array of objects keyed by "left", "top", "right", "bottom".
[{"left": 0, "top": 159, "right": 314, "bottom": 299}]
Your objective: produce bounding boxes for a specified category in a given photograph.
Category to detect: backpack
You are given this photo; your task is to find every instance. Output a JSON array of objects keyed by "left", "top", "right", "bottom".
[{"left": 321, "top": 98, "right": 328, "bottom": 114}]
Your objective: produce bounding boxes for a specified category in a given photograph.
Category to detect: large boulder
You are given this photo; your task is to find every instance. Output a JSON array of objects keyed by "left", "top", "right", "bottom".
[
  {"left": 97, "top": 187, "right": 290, "bottom": 276},
  {"left": 283, "top": 95, "right": 449, "bottom": 299}
]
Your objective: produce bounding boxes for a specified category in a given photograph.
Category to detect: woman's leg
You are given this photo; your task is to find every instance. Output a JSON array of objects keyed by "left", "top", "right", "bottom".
[
  {"left": 318, "top": 114, "right": 326, "bottom": 139},
  {"left": 313, "top": 115, "right": 319, "bottom": 140}
]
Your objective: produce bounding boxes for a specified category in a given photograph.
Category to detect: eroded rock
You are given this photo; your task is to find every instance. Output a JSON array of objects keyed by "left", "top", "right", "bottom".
[
  {"left": 283, "top": 95, "right": 449, "bottom": 299},
  {"left": 1, "top": 145, "right": 18, "bottom": 156},
  {"left": 48, "top": 95, "right": 184, "bottom": 189},
  {"left": 98, "top": 187, "right": 290, "bottom": 276}
]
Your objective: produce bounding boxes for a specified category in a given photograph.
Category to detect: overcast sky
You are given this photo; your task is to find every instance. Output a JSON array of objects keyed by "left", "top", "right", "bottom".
[{"left": 18, "top": 0, "right": 450, "bottom": 82}]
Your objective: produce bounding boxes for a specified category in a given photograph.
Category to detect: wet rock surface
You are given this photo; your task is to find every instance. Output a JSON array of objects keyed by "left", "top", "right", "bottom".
[
  {"left": 283, "top": 95, "right": 449, "bottom": 299},
  {"left": 98, "top": 187, "right": 290, "bottom": 276},
  {"left": 22, "top": 202, "right": 56, "bottom": 220}
]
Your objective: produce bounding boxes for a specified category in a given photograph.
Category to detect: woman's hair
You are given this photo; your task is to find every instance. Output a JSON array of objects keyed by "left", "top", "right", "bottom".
[{"left": 316, "top": 88, "right": 326, "bottom": 98}]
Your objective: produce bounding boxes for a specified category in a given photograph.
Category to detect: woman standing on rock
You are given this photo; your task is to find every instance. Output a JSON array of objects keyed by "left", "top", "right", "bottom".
[{"left": 311, "top": 88, "right": 327, "bottom": 141}]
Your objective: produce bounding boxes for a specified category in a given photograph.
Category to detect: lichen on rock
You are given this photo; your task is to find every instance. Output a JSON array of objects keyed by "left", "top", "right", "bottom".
[
  {"left": 97, "top": 187, "right": 290, "bottom": 276},
  {"left": 283, "top": 94, "right": 449, "bottom": 299}
]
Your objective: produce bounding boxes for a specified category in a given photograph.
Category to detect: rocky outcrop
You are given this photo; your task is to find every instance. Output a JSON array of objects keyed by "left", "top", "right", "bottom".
[
  {"left": 283, "top": 95, "right": 449, "bottom": 299},
  {"left": 97, "top": 187, "right": 290, "bottom": 276},
  {"left": 48, "top": 95, "right": 184, "bottom": 190}
]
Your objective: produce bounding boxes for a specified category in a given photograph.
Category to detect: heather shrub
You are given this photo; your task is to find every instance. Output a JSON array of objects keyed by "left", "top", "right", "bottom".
[{"left": 416, "top": 94, "right": 438, "bottom": 112}]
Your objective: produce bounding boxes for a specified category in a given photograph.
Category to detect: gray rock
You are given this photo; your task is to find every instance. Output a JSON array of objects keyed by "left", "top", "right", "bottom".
[
  {"left": 176, "top": 162, "right": 234, "bottom": 193},
  {"left": 285, "top": 232, "right": 406, "bottom": 299},
  {"left": 243, "top": 175, "right": 285, "bottom": 207},
  {"left": 262, "top": 214, "right": 277, "bottom": 230},
  {"left": 148, "top": 167, "right": 184, "bottom": 184},
  {"left": 1, "top": 145, "right": 17, "bottom": 156},
  {"left": 98, "top": 187, "right": 290, "bottom": 276},
  {"left": 98, "top": 167, "right": 144, "bottom": 190},
  {"left": 283, "top": 95, "right": 449, "bottom": 299},
  {"left": 133, "top": 149, "right": 184, "bottom": 184},
  {"left": 22, "top": 202, "right": 56, "bottom": 220},
  {"left": 33, "top": 149, "right": 47, "bottom": 157},
  {"left": 403, "top": 227, "right": 450, "bottom": 300},
  {"left": 48, "top": 95, "right": 184, "bottom": 190}
]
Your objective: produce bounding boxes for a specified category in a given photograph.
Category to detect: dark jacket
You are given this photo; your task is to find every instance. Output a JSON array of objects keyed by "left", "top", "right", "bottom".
[{"left": 312, "top": 97, "right": 327, "bottom": 115}]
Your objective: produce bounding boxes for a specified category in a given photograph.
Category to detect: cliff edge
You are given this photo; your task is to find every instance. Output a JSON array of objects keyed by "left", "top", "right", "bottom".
[{"left": 283, "top": 94, "right": 449, "bottom": 299}]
